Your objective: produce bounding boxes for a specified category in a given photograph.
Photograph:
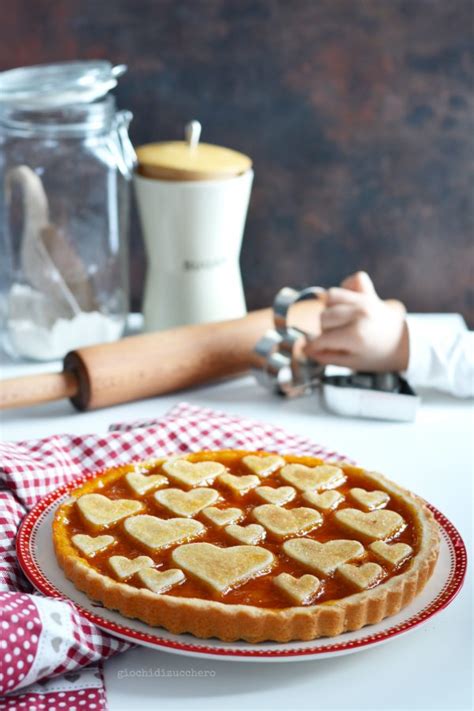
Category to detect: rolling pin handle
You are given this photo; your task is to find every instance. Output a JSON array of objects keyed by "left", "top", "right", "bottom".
[{"left": 0, "top": 370, "right": 79, "bottom": 410}]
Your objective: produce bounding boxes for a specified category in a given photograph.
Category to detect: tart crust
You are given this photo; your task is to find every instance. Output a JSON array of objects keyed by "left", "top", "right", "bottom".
[{"left": 53, "top": 453, "right": 440, "bottom": 643}]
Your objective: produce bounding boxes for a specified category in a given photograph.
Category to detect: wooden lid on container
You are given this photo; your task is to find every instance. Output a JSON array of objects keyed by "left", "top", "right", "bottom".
[{"left": 135, "top": 121, "right": 252, "bottom": 181}]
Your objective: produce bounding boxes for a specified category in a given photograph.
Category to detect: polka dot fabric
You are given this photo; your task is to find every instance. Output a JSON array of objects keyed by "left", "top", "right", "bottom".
[
  {"left": 0, "top": 592, "right": 41, "bottom": 693},
  {"left": 0, "top": 402, "right": 345, "bottom": 708},
  {"left": 0, "top": 687, "right": 105, "bottom": 710}
]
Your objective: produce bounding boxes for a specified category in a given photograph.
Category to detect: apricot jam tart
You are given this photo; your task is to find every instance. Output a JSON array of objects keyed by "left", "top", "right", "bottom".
[{"left": 53, "top": 451, "right": 439, "bottom": 642}]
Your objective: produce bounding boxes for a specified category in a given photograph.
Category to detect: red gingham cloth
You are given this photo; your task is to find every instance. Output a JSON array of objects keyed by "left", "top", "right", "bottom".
[{"left": 0, "top": 402, "right": 346, "bottom": 710}]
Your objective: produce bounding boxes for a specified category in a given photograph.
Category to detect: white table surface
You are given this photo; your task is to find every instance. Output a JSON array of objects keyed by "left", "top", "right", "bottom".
[{"left": 0, "top": 314, "right": 472, "bottom": 711}]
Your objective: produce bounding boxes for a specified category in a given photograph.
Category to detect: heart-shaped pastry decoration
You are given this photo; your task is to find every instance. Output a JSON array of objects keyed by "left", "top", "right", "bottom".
[
  {"left": 218, "top": 473, "right": 260, "bottom": 496},
  {"left": 334, "top": 508, "right": 405, "bottom": 541},
  {"left": 273, "top": 572, "right": 321, "bottom": 605},
  {"left": 337, "top": 562, "right": 383, "bottom": 590},
  {"left": 108, "top": 555, "right": 154, "bottom": 581},
  {"left": 125, "top": 472, "right": 168, "bottom": 496},
  {"left": 252, "top": 504, "right": 322, "bottom": 539},
  {"left": 138, "top": 567, "right": 185, "bottom": 594},
  {"left": 369, "top": 541, "right": 413, "bottom": 567},
  {"left": 280, "top": 464, "right": 346, "bottom": 492},
  {"left": 124, "top": 514, "right": 205, "bottom": 551},
  {"left": 201, "top": 506, "right": 243, "bottom": 527},
  {"left": 303, "top": 490, "right": 344, "bottom": 511},
  {"left": 72, "top": 534, "right": 114, "bottom": 557},
  {"left": 76, "top": 494, "right": 143, "bottom": 530},
  {"left": 172, "top": 542, "right": 274, "bottom": 594},
  {"left": 242, "top": 455, "right": 285, "bottom": 478},
  {"left": 162, "top": 458, "right": 225, "bottom": 488},
  {"left": 255, "top": 486, "right": 296, "bottom": 506},
  {"left": 154, "top": 488, "right": 219, "bottom": 517},
  {"left": 225, "top": 524, "right": 266, "bottom": 545},
  {"left": 349, "top": 487, "right": 390, "bottom": 511},
  {"left": 283, "top": 538, "right": 365, "bottom": 575}
]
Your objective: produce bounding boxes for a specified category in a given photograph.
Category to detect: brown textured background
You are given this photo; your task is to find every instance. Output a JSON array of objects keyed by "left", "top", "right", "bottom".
[{"left": 2, "top": 0, "right": 473, "bottom": 323}]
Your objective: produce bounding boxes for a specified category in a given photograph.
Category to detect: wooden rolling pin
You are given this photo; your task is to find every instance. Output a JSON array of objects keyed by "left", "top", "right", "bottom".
[{"left": 0, "top": 301, "right": 321, "bottom": 412}]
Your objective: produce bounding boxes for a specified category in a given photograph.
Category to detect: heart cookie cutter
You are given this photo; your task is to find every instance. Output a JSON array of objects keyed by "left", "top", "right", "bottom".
[
  {"left": 254, "top": 286, "right": 326, "bottom": 398},
  {"left": 253, "top": 286, "right": 420, "bottom": 421}
]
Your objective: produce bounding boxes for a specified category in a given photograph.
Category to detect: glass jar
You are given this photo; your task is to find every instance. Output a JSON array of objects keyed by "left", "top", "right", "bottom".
[{"left": 0, "top": 61, "right": 135, "bottom": 360}]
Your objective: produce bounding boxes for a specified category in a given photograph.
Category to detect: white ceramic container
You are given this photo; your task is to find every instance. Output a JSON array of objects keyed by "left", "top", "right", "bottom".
[{"left": 134, "top": 168, "right": 253, "bottom": 331}]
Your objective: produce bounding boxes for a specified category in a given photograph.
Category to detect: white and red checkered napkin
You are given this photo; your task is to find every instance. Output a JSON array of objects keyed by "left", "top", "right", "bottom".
[{"left": 0, "top": 402, "right": 347, "bottom": 709}]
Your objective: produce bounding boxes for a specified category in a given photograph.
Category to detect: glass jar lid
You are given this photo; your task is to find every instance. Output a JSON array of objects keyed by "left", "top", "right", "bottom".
[{"left": 0, "top": 60, "right": 127, "bottom": 108}]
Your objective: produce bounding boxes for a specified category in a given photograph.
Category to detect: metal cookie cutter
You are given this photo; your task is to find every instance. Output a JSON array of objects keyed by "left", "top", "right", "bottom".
[
  {"left": 253, "top": 286, "right": 325, "bottom": 397},
  {"left": 254, "top": 286, "right": 420, "bottom": 421}
]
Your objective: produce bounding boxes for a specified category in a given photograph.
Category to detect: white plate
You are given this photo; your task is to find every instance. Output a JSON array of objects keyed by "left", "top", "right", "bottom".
[{"left": 17, "top": 482, "right": 467, "bottom": 662}]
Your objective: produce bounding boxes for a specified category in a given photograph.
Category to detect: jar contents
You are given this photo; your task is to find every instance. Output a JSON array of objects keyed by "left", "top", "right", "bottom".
[{"left": 6, "top": 165, "right": 123, "bottom": 359}]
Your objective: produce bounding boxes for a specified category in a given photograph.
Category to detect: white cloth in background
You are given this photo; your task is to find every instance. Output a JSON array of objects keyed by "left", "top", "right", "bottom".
[{"left": 404, "top": 321, "right": 474, "bottom": 398}]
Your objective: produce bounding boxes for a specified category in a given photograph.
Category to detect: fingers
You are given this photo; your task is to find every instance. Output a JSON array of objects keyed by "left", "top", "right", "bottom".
[
  {"left": 340, "top": 271, "right": 376, "bottom": 295},
  {"left": 386, "top": 298, "right": 407, "bottom": 316},
  {"left": 320, "top": 303, "right": 358, "bottom": 331},
  {"left": 307, "top": 349, "right": 360, "bottom": 369},
  {"left": 325, "top": 287, "right": 367, "bottom": 308},
  {"left": 305, "top": 327, "right": 354, "bottom": 355},
  {"left": 340, "top": 272, "right": 364, "bottom": 291}
]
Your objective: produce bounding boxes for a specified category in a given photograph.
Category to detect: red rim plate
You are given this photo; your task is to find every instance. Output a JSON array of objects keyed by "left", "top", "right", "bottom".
[{"left": 16, "top": 471, "right": 467, "bottom": 659}]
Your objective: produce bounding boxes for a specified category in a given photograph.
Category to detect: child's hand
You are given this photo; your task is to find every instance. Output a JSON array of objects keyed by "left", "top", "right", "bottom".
[{"left": 305, "top": 272, "right": 409, "bottom": 372}]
